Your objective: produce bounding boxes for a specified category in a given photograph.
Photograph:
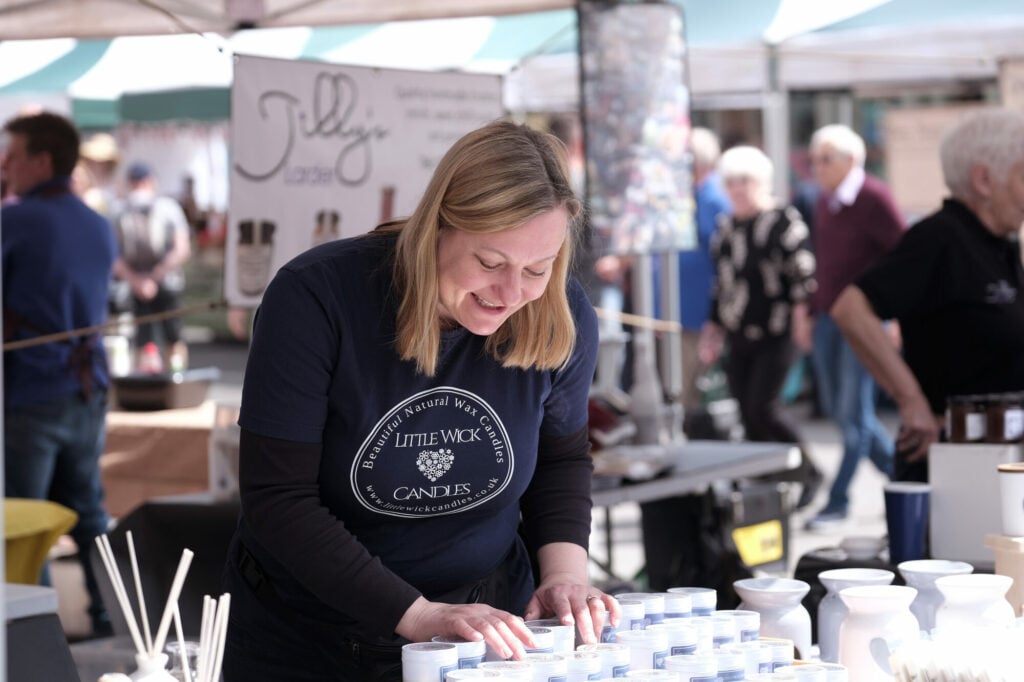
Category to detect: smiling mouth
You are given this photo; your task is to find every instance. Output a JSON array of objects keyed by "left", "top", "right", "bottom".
[{"left": 473, "top": 294, "right": 504, "bottom": 310}]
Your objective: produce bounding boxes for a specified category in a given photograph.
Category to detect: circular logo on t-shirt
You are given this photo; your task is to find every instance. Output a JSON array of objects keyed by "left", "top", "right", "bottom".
[{"left": 351, "top": 387, "right": 514, "bottom": 518}]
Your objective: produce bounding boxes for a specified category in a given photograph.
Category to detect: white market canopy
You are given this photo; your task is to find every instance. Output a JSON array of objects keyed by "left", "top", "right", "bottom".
[
  {"left": 1, "top": 0, "right": 1023, "bottom": 122},
  {"left": 0, "top": 0, "right": 573, "bottom": 39},
  {"left": 0, "top": 11, "right": 581, "bottom": 125}
]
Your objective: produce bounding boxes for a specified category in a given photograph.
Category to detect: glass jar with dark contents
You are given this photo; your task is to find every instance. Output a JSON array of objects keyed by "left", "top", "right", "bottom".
[
  {"left": 987, "top": 392, "right": 1024, "bottom": 444},
  {"left": 946, "top": 394, "right": 987, "bottom": 443}
]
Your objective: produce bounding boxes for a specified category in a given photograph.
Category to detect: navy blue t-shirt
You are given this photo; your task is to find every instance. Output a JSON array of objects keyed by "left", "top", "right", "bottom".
[{"left": 236, "top": 231, "right": 598, "bottom": 635}]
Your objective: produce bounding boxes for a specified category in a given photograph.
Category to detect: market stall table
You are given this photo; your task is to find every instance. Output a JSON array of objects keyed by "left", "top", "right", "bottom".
[
  {"left": 591, "top": 440, "right": 800, "bottom": 507},
  {"left": 590, "top": 440, "right": 800, "bottom": 581},
  {"left": 101, "top": 400, "right": 235, "bottom": 518}
]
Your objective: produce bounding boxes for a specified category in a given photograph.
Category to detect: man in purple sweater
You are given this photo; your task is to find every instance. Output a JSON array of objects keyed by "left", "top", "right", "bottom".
[{"left": 804, "top": 124, "right": 905, "bottom": 529}]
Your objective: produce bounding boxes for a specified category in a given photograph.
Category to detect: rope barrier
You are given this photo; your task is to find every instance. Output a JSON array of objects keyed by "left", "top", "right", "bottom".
[
  {"left": 3, "top": 299, "right": 677, "bottom": 350},
  {"left": 593, "top": 307, "right": 683, "bottom": 335},
  {"left": 2, "top": 299, "right": 230, "bottom": 352}
]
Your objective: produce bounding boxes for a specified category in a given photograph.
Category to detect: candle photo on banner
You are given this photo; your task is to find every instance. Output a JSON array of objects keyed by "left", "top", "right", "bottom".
[{"left": 226, "top": 54, "right": 504, "bottom": 306}]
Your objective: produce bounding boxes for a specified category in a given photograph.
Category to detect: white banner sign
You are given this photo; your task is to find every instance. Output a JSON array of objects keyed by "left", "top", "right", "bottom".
[{"left": 227, "top": 55, "right": 503, "bottom": 306}]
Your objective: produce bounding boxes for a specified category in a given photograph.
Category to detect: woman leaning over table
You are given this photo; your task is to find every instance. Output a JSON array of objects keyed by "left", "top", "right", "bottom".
[
  {"left": 831, "top": 108, "right": 1024, "bottom": 483},
  {"left": 698, "top": 145, "right": 823, "bottom": 509},
  {"left": 221, "top": 120, "right": 619, "bottom": 681}
]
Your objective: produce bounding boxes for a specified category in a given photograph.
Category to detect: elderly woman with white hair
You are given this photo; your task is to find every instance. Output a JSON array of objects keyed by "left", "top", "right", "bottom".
[
  {"left": 698, "top": 145, "right": 822, "bottom": 508},
  {"left": 832, "top": 108, "right": 1024, "bottom": 482}
]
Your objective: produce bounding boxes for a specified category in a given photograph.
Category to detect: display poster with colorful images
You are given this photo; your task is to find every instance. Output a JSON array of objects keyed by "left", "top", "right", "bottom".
[
  {"left": 578, "top": 1, "right": 695, "bottom": 256},
  {"left": 227, "top": 55, "right": 504, "bottom": 306}
]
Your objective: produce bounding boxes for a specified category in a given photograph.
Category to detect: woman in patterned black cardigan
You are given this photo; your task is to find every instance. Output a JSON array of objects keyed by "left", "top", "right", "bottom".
[{"left": 698, "top": 145, "right": 823, "bottom": 509}]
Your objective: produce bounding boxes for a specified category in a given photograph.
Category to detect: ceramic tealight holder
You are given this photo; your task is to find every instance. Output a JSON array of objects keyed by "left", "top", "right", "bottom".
[
  {"left": 817, "top": 568, "right": 894, "bottom": 663},
  {"left": 897, "top": 559, "right": 973, "bottom": 632},
  {"left": 837, "top": 585, "right": 918, "bottom": 682},
  {"left": 733, "top": 578, "right": 811, "bottom": 660},
  {"left": 934, "top": 573, "right": 1016, "bottom": 631}
]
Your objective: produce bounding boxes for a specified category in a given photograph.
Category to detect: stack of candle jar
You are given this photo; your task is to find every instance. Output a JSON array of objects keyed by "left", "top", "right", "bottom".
[
  {"left": 400, "top": 587, "right": 849, "bottom": 681},
  {"left": 946, "top": 393, "right": 1024, "bottom": 444}
]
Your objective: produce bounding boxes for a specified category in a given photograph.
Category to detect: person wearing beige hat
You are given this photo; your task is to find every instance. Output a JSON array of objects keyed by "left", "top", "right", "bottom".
[{"left": 79, "top": 131, "right": 121, "bottom": 220}]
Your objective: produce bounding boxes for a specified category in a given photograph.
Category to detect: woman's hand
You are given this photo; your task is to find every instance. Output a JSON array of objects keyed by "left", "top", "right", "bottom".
[
  {"left": 396, "top": 597, "right": 536, "bottom": 660},
  {"left": 523, "top": 574, "right": 620, "bottom": 646}
]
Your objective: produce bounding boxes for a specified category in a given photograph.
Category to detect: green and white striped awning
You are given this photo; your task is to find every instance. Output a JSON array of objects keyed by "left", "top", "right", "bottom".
[{"left": 2, "top": 0, "right": 1024, "bottom": 127}]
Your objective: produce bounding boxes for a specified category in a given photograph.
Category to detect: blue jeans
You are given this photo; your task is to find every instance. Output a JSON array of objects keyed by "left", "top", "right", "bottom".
[
  {"left": 5, "top": 391, "right": 109, "bottom": 622},
  {"left": 811, "top": 316, "right": 893, "bottom": 513}
]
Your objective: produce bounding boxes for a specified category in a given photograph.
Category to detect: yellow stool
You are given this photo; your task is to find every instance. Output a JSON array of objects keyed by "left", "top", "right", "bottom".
[{"left": 4, "top": 498, "right": 78, "bottom": 584}]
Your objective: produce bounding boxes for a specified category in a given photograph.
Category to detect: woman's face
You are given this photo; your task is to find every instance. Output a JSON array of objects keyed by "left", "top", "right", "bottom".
[
  {"left": 436, "top": 207, "right": 568, "bottom": 336},
  {"left": 723, "top": 175, "right": 767, "bottom": 219},
  {"left": 988, "top": 160, "right": 1024, "bottom": 237}
]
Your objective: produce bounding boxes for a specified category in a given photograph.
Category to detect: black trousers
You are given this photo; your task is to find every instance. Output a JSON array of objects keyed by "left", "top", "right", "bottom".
[{"left": 724, "top": 333, "right": 819, "bottom": 486}]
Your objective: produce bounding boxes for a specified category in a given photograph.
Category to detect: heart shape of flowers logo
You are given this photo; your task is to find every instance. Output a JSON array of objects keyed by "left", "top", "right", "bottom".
[{"left": 416, "top": 448, "right": 454, "bottom": 482}]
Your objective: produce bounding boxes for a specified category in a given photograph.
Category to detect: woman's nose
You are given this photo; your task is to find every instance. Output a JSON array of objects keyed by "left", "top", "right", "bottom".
[{"left": 495, "top": 269, "right": 523, "bottom": 305}]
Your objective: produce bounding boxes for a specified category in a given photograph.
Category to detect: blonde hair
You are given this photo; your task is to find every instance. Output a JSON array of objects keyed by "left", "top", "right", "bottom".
[{"left": 381, "top": 120, "right": 583, "bottom": 377}]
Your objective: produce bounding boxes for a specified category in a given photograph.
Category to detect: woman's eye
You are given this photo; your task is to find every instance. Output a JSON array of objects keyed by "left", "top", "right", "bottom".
[
  {"left": 478, "top": 259, "right": 499, "bottom": 271},
  {"left": 525, "top": 268, "right": 547, "bottom": 278}
]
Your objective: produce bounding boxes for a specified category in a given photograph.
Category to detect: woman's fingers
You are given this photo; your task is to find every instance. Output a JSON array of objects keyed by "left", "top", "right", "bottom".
[
  {"left": 575, "top": 594, "right": 604, "bottom": 644},
  {"left": 443, "top": 606, "right": 533, "bottom": 660}
]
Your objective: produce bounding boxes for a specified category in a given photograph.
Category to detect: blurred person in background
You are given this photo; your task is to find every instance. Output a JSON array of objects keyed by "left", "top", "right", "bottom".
[
  {"left": 679, "top": 127, "right": 731, "bottom": 417},
  {"left": 804, "top": 124, "right": 905, "bottom": 529},
  {"left": 79, "top": 131, "right": 121, "bottom": 221},
  {"left": 112, "top": 161, "right": 192, "bottom": 370},
  {"left": 2, "top": 111, "right": 118, "bottom": 637},
  {"left": 832, "top": 108, "right": 1024, "bottom": 483},
  {"left": 698, "top": 145, "right": 822, "bottom": 509}
]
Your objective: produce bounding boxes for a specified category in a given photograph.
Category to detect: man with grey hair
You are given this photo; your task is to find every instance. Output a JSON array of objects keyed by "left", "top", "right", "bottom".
[
  {"left": 804, "top": 124, "right": 905, "bottom": 529},
  {"left": 679, "top": 127, "right": 731, "bottom": 415},
  {"left": 831, "top": 108, "right": 1024, "bottom": 483}
]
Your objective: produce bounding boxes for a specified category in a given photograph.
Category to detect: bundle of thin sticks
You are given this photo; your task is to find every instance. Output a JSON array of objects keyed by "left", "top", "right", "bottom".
[
  {"left": 190, "top": 593, "right": 231, "bottom": 682},
  {"left": 94, "top": 532, "right": 231, "bottom": 681}
]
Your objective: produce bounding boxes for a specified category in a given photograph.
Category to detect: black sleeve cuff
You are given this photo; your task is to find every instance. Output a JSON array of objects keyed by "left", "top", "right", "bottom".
[{"left": 520, "top": 426, "right": 593, "bottom": 552}]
